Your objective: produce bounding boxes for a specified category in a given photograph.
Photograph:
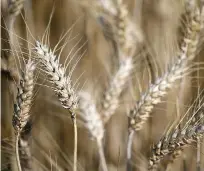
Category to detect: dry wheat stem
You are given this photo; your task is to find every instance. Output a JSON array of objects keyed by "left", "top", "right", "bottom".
[
  {"left": 16, "top": 133, "right": 22, "bottom": 171},
  {"left": 127, "top": 129, "right": 134, "bottom": 171},
  {"left": 34, "top": 41, "right": 79, "bottom": 171},
  {"left": 97, "top": 139, "right": 108, "bottom": 171},
  {"left": 128, "top": 3, "right": 203, "bottom": 132},
  {"left": 12, "top": 60, "right": 35, "bottom": 171},
  {"left": 73, "top": 118, "right": 77, "bottom": 171},
  {"left": 148, "top": 105, "right": 204, "bottom": 170},
  {"left": 19, "top": 134, "right": 32, "bottom": 170}
]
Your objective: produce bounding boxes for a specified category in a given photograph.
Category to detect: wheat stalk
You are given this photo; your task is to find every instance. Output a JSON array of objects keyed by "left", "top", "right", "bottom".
[
  {"left": 126, "top": 2, "right": 204, "bottom": 169},
  {"left": 148, "top": 104, "right": 204, "bottom": 170},
  {"left": 12, "top": 60, "right": 35, "bottom": 171},
  {"left": 99, "top": 0, "right": 144, "bottom": 125},
  {"left": 34, "top": 41, "right": 79, "bottom": 171},
  {"left": 79, "top": 91, "right": 107, "bottom": 171},
  {"left": 101, "top": 57, "right": 133, "bottom": 123},
  {"left": 128, "top": 1, "right": 203, "bottom": 132}
]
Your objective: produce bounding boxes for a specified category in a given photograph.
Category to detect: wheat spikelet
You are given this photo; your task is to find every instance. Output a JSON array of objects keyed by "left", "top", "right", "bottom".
[
  {"left": 34, "top": 41, "right": 78, "bottom": 116},
  {"left": 148, "top": 104, "right": 204, "bottom": 170},
  {"left": 128, "top": 2, "right": 204, "bottom": 132}
]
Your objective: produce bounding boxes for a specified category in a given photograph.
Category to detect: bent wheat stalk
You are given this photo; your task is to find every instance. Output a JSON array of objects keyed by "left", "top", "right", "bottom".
[
  {"left": 34, "top": 41, "right": 79, "bottom": 171},
  {"left": 13, "top": 60, "right": 35, "bottom": 171}
]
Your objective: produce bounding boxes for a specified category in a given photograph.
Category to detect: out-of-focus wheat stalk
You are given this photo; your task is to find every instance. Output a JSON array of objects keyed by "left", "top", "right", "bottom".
[
  {"left": 1, "top": 0, "right": 25, "bottom": 83},
  {"left": 12, "top": 60, "right": 35, "bottom": 171},
  {"left": 96, "top": 0, "right": 142, "bottom": 124},
  {"left": 79, "top": 91, "right": 108, "bottom": 171},
  {"left": 34, "top": 41, "right": 79, "bottom": 171},
  {"left": 101, "top": 57, "right": 133, "bottom": 123}
]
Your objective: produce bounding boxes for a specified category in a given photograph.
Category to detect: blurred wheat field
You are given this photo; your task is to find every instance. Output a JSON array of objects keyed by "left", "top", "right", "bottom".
[{"left": 1, "top": 0, "right": 204, "bottom": 171}]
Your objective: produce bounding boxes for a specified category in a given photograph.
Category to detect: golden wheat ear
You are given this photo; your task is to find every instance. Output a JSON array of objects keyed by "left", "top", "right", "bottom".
[
  {"left": 126, "top": 1, "right": 204, "bottom": 169},
  {"left": 12, "top": 59, "right": 35, "bottom": 171},
  {"left": 34, "top": 41, "right": 78, "bottom": 114},
  {"left": 34, "top": 41, "right": 79, "bottom": 171},
  {"left": 78, "top": 91, "right": 108, "bottom": 171},
  {"left": 128, "top": 0, "right": 204, "bottom": 133}
]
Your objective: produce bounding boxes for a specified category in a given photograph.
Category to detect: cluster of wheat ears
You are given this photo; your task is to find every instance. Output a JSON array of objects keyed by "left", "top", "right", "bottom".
[{"left": 1, "top": 0, "right": 204, "bottom": 171}]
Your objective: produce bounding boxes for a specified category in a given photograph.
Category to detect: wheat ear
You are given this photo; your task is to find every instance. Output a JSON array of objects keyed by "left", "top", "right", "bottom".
[
  {"left": 79, "top": 91, "right": 107, "bottom": 171},
  {"left": 101, "top": 57, "right": 133, "bottom": 123},
  {"left": 12, "top": 60, "right": 35, "bottom": 171},
  {"left": 128, "top": 2, "right": 203, "bottom": 132},
  {"left": 126, "top": 2, "right": 204, "bottom": 168},
  {"left": 34, "top": 41, "right": 78, "bottom": 171},
  {"left": 8, "top": 0, "right": 25, "bottom": 17},
  {"left": 148, "top": 105, "right": 204, "bottom": 170}
]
